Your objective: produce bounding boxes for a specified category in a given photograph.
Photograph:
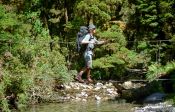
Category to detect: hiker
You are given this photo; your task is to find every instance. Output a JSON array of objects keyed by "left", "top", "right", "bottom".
[{"left": 76, "top": 24, "right": 105, "bottom": 83}]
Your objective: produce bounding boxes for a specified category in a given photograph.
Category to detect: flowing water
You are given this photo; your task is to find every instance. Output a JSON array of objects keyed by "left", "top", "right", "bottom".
[{"left": 26, "top": 100, "right": 137, "bottom": 112}]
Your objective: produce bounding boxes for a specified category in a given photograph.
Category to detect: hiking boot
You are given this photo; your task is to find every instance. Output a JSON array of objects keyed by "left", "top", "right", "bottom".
[
  {"left": 87, "top": 78, "right": 93, "bottom": 83},
  {"left": 75, "top": 75, "right": 85, "bottom": 83}
]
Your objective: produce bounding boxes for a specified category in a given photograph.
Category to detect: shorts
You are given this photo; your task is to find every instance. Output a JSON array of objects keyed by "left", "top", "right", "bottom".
[{"left": 84, "top": 53, "right": 92, "bottom": 69}]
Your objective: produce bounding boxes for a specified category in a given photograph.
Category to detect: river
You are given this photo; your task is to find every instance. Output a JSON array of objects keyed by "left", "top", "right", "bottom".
[{"left": 26, "top": 100, "right": 137, "bottom": 112}]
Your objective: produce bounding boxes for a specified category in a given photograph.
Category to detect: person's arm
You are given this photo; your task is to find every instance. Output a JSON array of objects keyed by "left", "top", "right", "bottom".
[
  {"left": 96, "top": 40, "right": 105, "bottom": 45},
  {"left": 81, "top": 34, "right": 94, "bottom": 44},
  {"left": 94, "top": 37, "right": 106, "bottom": 45}
]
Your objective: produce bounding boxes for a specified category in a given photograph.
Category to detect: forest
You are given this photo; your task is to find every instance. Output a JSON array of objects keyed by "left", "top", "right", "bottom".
[{"left": 0, "top": 0, "right": 175, "bottom": 111}]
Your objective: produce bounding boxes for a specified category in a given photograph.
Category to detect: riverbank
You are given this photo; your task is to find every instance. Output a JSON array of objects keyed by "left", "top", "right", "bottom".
[
  {"left": 32, "top": 80, "right": 157, "bottom": 103},
  {"left": 39, "top": 81, "right": 119, "bottom": 103},
  {"left": 27, "top": 81, "right": 175, "bottom": 112},
  {"left": 3, "top": 77, "right": 175, "bottom": 112}
]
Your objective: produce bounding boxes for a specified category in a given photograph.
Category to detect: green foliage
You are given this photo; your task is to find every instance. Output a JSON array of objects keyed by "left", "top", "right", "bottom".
[
  {"left": 137, "top": 41, "right": 147, "bottom": 49},
  {"left": 0, "top": 67, "right": 31, "bottom": 111},
  {"left": 48, "top": 8, "right": 64, "bottom": 23},
  {"left": 0, "top": 3, "right": 72, "bottom": 111},
  {"left": 0, "top": 6, "right": 18, "bottom": 30},
  {"left": 76, "top": 0, "right": 112, "bottom": 24},
  {"left": 93, "top": 24, "right": 149, "bottom": 79},
  {"left": 1, "top": 99, "right": 10, "bottom": 112},
  {"left": 0, "top": 5, "right": 19, "bottom": 54},
  {"left": 93, "top": 24, "right": 126, "bottom": 77},
  {"left": 135, "top": 0, "right": 159, "bottom": 37},
  {"left": 146, "top": 61, "right": 175, "bottom": 81},
  {"left": 1, "top": 0, "right": 175, "bottom": 109},
  {"left": 97, "top": 25, "right": 126, "bottom": 46}
]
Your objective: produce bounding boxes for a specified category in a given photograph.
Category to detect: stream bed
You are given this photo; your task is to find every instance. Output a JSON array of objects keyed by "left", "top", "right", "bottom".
[{"left": 26, "top": 100, "right": 137, "bottom": 112}]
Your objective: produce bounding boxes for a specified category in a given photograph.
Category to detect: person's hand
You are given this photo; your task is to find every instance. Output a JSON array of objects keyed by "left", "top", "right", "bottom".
[
  {"left": 101, "top": 40, "right": 105, "bottom": 43},
  {"left": 97, "top": 40, "right": 106, "bottom": 45}
]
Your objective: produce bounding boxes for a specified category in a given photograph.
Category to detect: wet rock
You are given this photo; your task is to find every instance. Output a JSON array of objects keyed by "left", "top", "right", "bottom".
[
  {"left": 93, "top": 83, "right": 103, "bottom": 91},
  {"left": 94, "top": 87, "right": 101, "bottom": 91},
  {"left": 76, "top": 93, "right": 82, "bottom": 98},
  {"left": 75, "top": 97, "right": 81, "bottom": 101},
  {"left": 143, "top": 92, "right": 166, "bottom": 104},
  {"left": 45, "top": 81, "right": 120, "bottom": 103},
  {"left": 105, "top": 82, "right": 113, "bottom": 87},
  {"left": 122, "top": 81, "right": 133, "bottom": 89},
  {"left": 95, "top": 83, "right": 103, "bottom": 88},
  {"left": 134, "top": 102, "right": 175, "bottom": 112},
  {"left": 82, "top": 99, "right": 87, "bottom": 102},
  {"left": 106, "top": 88, "right": 114, "bottom": 94},
  {"left": 80, "top": 91, "right": 88, "bottom": 97},
  {"left": 95, "top": 95, "right": 101, "bottom": 101},
  {"left": 102, "top": 85, "right": 107, "bottom": 89},
  {"left": 116, "top": 81, "right": 162, "bottom": 103},
  {"left": 64, "top": 85, "right": 71, "bottom": 90}
]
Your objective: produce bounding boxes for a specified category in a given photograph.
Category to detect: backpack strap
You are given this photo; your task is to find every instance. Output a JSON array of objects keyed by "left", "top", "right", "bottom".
[
  {"left": 89, "top": 34, "right": 94, "bottom": 41},
  {"left": 76, "top": 32, "right": 83, "bottom": 52},
  {"left": 86, "top": 34, "right": 94, "bottom": 51}
]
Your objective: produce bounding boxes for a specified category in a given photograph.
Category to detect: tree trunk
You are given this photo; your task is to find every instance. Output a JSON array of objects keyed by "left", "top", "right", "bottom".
[
  {"left": 89, "top": 17, "right": 93, "bottom": 24},
  {"left": 87, "top": 14, "right": 93, "bottom": 25},
  {"left": 42, "top": 0, "right": 49, "bottom": 28},
  {"left": 64, "top": 0, "right": 68, "bottom": 24}
]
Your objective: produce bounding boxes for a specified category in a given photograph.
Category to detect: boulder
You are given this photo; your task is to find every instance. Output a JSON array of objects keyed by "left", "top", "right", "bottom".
[{"left": 143, "top": 92, "right": 166, "bottom": 104}]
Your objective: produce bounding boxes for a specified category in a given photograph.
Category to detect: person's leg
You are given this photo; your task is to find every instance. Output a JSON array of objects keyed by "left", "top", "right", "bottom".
[
  {"left": 76, "top": 53, "right": 88, "bottom": 83},
  {"left": 76, "top": 68, "right": 87, "bottom": 83},
  {"left": 86, "top": 54, "right": 93, "bottom": 83},
  {"left": 87, "top": 68, "right": 93, "bottom": 83}
]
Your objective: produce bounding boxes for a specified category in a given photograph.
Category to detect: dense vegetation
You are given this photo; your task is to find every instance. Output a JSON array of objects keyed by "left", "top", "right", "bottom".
[{"left": 0, "top": 0, "right": 175, "bottom": 111}]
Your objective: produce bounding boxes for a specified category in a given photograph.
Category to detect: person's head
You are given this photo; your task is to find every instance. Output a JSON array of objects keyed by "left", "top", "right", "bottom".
[{"left": 88, "top": 24, "right": 96, "bottom": 34}]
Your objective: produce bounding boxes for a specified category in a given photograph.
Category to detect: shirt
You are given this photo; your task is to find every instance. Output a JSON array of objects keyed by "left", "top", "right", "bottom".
[{"left": 82, "top": 34, "right": 98, "bottom": 55}]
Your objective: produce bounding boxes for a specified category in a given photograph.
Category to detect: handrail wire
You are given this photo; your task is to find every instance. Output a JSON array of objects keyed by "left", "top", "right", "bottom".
[
  {"left": 0, "top": 39, "right": 175, "bottom": 44},
  {"left": 3, "top": 39, "right": 175, "bottom": 82}
]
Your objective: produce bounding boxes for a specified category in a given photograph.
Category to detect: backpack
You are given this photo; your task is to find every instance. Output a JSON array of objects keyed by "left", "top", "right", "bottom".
[{"left": 76, "top": 26, "right": 89, "bottom": 52}]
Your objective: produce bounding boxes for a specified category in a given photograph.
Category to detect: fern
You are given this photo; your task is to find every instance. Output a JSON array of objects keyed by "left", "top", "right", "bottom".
[{"left": 146, "top": 61, "right": 175, "bottom": 81}]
